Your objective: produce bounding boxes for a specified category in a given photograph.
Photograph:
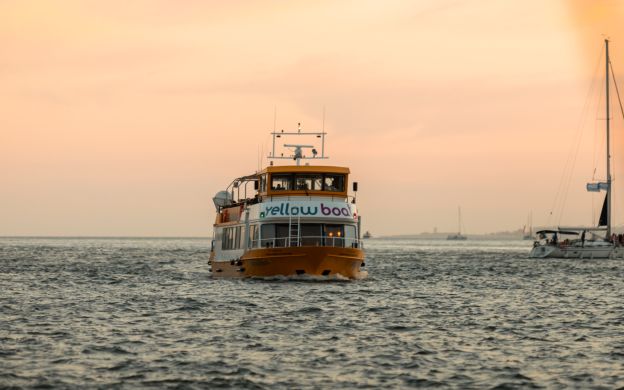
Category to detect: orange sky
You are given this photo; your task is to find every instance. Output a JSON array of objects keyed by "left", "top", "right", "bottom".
[{"left": 1, "top": 0, "right": 623, "bottom": 236}]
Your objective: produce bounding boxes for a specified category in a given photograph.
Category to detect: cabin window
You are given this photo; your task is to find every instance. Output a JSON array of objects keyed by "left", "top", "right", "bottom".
[
  {"left": 222, "top": 226, "right": 242, "bottom": 250},
  {"left": 323, "top": 174, "right": 344, "bottom": 192},
  {"left": 301, "top": 224, "right": 322, "bottom": 246},
  {"left": 269, "top": 173, "right": 345, "bottom": 192},
  {"left": 221, "top": 228, "right": 229, "bottom": 250},
  {"left": 249, "top": 224, "right": 259, "bottom": 247},
  {"left": 324, "top": 224, "right": 344, "bottom": 247},
  {"left": 259, "top": 175, "right": 267, "bottom": 193},
  {"left": 214, "top": 230, "right": 222, "bottom": 246},
  {"left": 261, "top": 224, "right": 275, "bottom": 246},
  {"left": 260, "top": 223, "right": 289, "bottom": 247},
  {"left": 223, "top": 227, "right": 232, "bottom": 250},
  {"left": 295, "top": 174, "right": 323, "bottom": 191},
  {"left": 271, "top": 174, "right": 292, "bottom": 191},
  {"left": 260, "top": 223, "right": 356, "bottom": 247},
  {"left": 275, "top": 224, "right": 290, "bottom": 247},
  {"left": 344, "top": 225, "right": 357, "bottom": 248}
]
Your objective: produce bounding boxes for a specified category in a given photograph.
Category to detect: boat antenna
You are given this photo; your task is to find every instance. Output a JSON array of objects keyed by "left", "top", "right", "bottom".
[{"left": 268, "top": 122, "right": 329, "bottom": 164}]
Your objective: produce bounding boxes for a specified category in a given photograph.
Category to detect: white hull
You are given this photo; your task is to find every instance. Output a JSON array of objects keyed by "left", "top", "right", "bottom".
[{"left": 529, "top": 243, "right": 622, "bottom": 259}]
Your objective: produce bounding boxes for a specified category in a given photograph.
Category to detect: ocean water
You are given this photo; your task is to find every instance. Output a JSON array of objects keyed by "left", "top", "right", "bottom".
[{"left": 1, "top": 237, "right": 623, "bottom": 389}]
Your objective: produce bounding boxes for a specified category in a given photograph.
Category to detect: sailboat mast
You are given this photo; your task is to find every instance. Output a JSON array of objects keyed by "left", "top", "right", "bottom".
[
  {"left": 458, "top": 206, "right": 462, "bottom": 235},
  {"left": 606, "top": 38, "right": 612, "bottom": 238}
]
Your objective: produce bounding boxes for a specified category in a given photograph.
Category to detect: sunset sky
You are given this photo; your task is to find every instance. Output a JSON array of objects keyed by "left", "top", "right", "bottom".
[{"left": 2, "top": 0, "right": 624, "bottom": 236}]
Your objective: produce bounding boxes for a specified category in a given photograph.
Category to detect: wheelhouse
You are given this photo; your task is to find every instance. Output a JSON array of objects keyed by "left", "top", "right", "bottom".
[{"left": 258, "top": 165, "right": 350, "bottom": 199}]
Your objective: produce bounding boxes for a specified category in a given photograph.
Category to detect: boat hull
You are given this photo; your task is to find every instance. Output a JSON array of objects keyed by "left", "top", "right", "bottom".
[
  {"left": 529, "top": 243, "right": 621, "bottom": 259},
  {"left": 210, "top": 246, "right": 366, "bottom": 279}
]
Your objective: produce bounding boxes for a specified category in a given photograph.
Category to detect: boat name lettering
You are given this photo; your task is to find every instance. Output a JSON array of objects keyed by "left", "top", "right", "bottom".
[{"left": 259, "top": 203, "right": 351, "bottom": 218}]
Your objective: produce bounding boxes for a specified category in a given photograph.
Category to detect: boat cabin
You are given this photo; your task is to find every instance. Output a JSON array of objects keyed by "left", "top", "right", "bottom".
[
  {"left": 259, "top": 165, "right": 349, "bottom": 198},
  {"left": 211, "top": 165, "right": 360, "bottom": 252},
  {"left": 535, "top": 229, "right": 579, "bottom": 245},
  {"left": 214, "top": 165, "right": 354, "bottom": 224},
  {"left": 534, "top": 228, "right": 613, "bottom": 248}
]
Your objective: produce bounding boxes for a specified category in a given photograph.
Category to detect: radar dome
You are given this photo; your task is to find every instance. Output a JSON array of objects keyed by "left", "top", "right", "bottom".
[{"left": 213, "top": 190, "right": 233, "bottom": 210}]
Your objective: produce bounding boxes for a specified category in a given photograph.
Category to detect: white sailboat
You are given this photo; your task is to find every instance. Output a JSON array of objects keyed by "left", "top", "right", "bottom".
[
  {"left": 530, "top": 39, "right": 623, "bottom": 259},
  {"left": 447, "top": 206, "right": 467, "bottom": 240}
]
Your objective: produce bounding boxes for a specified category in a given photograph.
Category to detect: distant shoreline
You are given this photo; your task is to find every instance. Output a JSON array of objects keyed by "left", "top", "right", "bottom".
[{"left": 373, "top": 234, "right": 529, "bottom": 240}]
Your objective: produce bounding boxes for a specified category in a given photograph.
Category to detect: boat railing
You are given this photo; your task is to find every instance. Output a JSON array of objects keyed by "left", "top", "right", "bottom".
[
  {"left": 252, "top": 236, "right": 363, "bottom": 249},
  {"left": 266, "top": 195, "right": 350, "bottom": 202},
  {"left": 535, "top": 236, "right": 616, "bottom": 248}
]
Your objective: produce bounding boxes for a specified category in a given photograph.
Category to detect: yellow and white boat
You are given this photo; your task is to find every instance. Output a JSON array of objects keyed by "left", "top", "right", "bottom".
[{"left": 209, "top": 124, "right": 366, "bottom": 279}]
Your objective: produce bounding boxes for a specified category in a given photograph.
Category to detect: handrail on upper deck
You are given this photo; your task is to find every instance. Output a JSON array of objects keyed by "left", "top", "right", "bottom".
[
  {"left": 265, "top": 195, "right": 353, "bottom": 202},
  {"left": 251, "top": 236, "right": 363, "bottom": 249}
]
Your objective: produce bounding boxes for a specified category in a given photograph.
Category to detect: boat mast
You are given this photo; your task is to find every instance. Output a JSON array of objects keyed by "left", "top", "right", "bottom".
[
  {"left": 606, "top": 38, "right": 612, "bottom": 238},
  {"left": 458, "top": 206, "right": 462, "bottom": 235}
]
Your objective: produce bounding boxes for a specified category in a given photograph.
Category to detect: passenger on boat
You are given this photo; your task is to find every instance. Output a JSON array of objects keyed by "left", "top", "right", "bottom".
[{"left": 325, "top": 178, "right": 337, "bottom": 191}]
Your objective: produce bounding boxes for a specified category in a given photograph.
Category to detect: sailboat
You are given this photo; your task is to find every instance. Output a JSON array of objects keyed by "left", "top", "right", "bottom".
[
  {"left": 530, "top": 39, "right": 623, "bottom": 259},
  {"left": 522, "top": 212, "right": 533, "bottom": 240},
  {"left": 447, "top": 206, "right": 467, "bottom": 240}
]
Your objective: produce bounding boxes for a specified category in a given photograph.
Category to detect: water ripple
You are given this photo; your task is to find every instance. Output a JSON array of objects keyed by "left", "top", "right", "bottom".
[{"left": 1, "top": 237, "right": 623, "bottom": 388}]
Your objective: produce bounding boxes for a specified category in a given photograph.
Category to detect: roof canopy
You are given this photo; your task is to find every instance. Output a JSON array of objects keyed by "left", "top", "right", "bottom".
[
  {"left": 535, "top": 230, "right": 579, "bottom": 235},
  {"left": 260, "top": 165, "right": 350, "bottom": 175}
]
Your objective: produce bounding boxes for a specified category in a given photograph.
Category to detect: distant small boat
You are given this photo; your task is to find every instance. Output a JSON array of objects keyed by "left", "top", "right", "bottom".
[
  {"left": 447, "top": 206, "right": 467, "bottom": 240},
  {"left": 522, "top": 212, "right": 533, "bottom": 240},
  {"left": 363, "top": 231, "right": 372, "bottom": 239}
]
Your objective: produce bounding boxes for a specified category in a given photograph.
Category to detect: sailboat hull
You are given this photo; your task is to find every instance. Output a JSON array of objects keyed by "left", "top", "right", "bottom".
[{"left": 529, "top": 243, "right": 621, "bottom": 259}]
